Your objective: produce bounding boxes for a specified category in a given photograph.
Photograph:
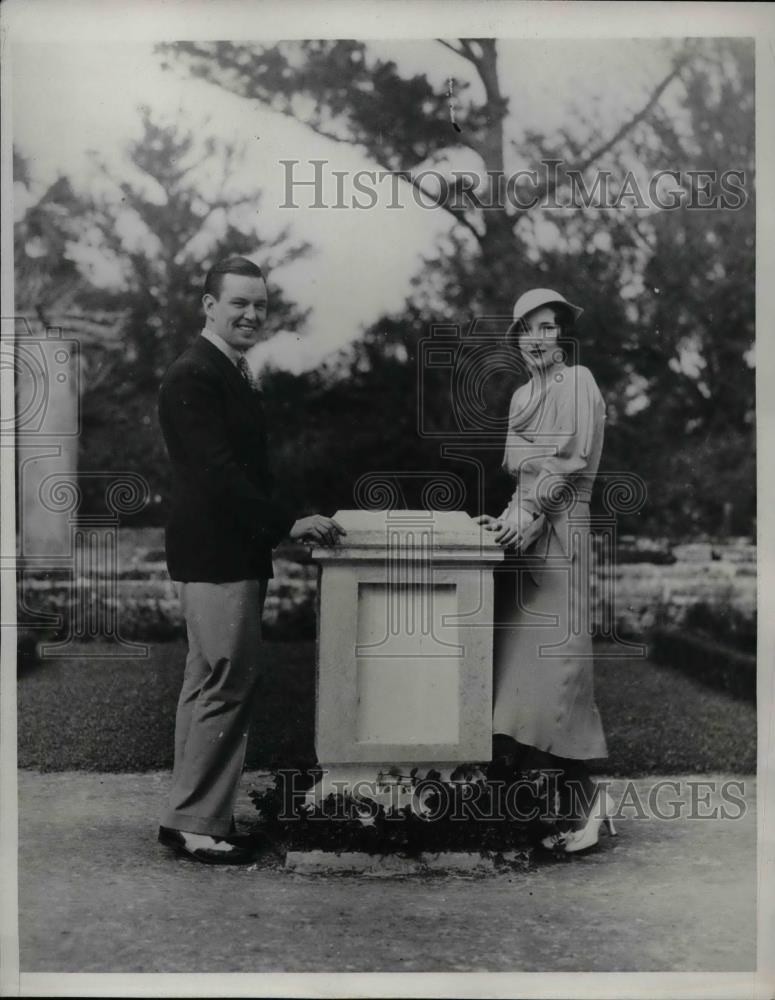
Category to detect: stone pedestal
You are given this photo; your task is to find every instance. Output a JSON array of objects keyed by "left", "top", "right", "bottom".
[{"left": 307, "top": 509, "right": 503, "bottom": 811}]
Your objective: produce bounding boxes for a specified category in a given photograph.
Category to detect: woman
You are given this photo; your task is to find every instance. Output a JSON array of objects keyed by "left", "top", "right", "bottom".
[{"left": 476, "top": 288, "right": 615, "bottom": 854}]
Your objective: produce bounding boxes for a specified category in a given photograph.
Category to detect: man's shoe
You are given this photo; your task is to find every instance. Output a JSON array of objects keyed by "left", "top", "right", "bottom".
[{"left": 158, "top": 825, "right": 266, "bottom": 865}]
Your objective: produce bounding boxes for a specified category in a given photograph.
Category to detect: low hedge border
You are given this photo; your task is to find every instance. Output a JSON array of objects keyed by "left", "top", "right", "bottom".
[{"left": 650, "top": 626, "right": 756, "bottom": 702}]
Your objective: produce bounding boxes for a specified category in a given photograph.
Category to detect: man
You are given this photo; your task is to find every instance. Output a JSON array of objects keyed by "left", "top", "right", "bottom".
[{"left": 157, "top": 255, "right": 344, "bottom": 864}]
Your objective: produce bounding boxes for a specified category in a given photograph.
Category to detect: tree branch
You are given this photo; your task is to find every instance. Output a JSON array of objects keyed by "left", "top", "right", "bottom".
[
  {"left": 462, "top": 39, "right": 487, "bottom": 64},
  {"left": 436, "top": 39, "right": 473, "bottom": 63},
  {"left": 540, "top": 54, "right": 689, "bottom": 198},
  {"left": 435, "top": 39, "right": 486, "bottom": 70},
  {"left": 405, "top": 172, "right": 484, "bottom": 244},
  {"left": 247, "top": 86, "right": 487, "bottom": 243},
  {"left": 583, "top": 65, "right": 685, "bottom": 170}
]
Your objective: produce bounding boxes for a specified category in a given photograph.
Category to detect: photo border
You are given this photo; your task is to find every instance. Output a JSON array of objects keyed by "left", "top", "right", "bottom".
[{"left": 1, "top": 2, "right": 772, "bottom": 998}]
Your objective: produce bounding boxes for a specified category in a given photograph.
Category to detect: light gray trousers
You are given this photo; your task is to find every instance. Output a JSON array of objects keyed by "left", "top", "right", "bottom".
[{"left": 161, "top": 579, "right": 268, "bottom": 837}]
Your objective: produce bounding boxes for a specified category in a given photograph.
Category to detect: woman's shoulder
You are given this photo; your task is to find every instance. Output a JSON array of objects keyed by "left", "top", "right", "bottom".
[
  {"left": 553, "top": 364, "right": 601, "bottom": 393},
  {"left": 562, "top": 363, "right": 596, "bottom": 381},
  {"left": 548, "top": 366, "right": 604, "bottom": 417}
]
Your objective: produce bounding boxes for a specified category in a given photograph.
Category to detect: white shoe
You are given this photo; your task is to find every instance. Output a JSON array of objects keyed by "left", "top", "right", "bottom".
[
  {"left": 158, "top": 826, "right": 264, "bottom": 864},
  {"left": 562, "top": 790, "right": 617, "bottom": 854}
]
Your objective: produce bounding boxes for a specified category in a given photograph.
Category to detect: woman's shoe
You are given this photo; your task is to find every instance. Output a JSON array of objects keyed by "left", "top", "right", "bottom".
[
  {"left": 561, "top": 789, "right": 617, "bottom": 854},
  {"left": 540, "top": 829, "right": 568, "bottom": 851}
]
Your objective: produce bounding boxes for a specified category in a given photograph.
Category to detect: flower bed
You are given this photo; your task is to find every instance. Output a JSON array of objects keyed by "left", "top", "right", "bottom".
[{"left": 250, "top": 770, "right": 540, "bottom": 860}]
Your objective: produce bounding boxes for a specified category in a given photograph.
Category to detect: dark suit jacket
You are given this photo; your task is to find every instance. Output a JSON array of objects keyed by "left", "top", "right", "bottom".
[{"left": 158, "top": 336, "right": 295, "bottom": 582}]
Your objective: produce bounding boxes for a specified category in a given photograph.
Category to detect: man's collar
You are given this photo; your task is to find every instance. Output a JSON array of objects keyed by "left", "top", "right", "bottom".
[{"left": 201, "top": 328, "right": 242, "bottom": 365}]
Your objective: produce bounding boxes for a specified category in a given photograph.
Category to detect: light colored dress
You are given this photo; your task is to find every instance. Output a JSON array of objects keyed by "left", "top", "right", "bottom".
[{"left": 492, "top": 361, "right": 608, "bottom": 760}]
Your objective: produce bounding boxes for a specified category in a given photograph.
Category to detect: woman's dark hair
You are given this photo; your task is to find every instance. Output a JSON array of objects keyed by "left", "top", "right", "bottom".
[
  {"left": 551, "top": 303, "right": 578, "bottom": 364},
  {"left": 203, "top": 256, "right": 264, "bottom": 300},
  {"left": 509, "top": 303, "right": 578, "bottom": 365}
]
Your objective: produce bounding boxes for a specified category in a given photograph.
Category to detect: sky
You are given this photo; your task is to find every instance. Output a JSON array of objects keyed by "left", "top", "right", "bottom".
[{"left": 11, "top": 37, "right": 677, "bottom": 372}]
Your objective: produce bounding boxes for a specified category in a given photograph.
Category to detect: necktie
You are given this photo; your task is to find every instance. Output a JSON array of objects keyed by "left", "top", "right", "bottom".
[{"left": 236, "top": 355, "right": 260, "bottom": 393}]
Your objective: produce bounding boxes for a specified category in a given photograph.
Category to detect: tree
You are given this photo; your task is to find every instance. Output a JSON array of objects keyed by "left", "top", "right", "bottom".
[
  {"left": 162, "top": 38, "right": 755, "bottom": 538},
  {"left": 82, "top": 105, "right": 311, "bottom": 383},
  {"left": 632, "top": 40, "right": 755, "bottom": 535},
  {"left": 162, "top": 39, "right": 689, "bottom": 312},
  {"left": 14, "top": 108, "right": 311, "bottom": 524},
  {"left": 13, "top": 150, "right": 94, "bottom": 319}
]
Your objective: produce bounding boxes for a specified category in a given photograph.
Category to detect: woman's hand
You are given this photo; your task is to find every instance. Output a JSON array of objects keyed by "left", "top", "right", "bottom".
[
  {"left": 474, "top": 514, "right": 523, "bottom": 549},
  {"left": 494, "top": 522, "right": 523, "bottom": 547}
]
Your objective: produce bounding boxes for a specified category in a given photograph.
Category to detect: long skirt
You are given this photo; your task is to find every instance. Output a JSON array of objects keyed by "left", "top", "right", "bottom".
[{"left": 491, "top": 503, "right": 608, "bottom": 761}]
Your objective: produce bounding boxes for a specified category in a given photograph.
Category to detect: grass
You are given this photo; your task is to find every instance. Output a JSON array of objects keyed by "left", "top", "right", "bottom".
[
  {"left": 17, "top": 640, "right": 756, "bottom": 775},
  {"left": 592, "top": 642, "right": 755, "bottom": 774}
]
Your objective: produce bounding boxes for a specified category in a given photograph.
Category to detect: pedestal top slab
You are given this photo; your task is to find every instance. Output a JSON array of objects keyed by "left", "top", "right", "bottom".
[{"left": 312, "top": 509, "right": 504, "bottom": 563}]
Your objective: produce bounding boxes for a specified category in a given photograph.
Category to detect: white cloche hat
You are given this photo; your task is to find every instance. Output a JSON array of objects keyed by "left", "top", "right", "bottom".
[{"left": 507, "top": 288, "right": 583, "bottom": 336}]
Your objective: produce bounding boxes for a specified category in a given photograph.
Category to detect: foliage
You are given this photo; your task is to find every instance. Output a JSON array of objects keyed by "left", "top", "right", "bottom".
[
  {"left": 13, "top": 152, "right": 94, "bottom": 317},
  {"left": 15, "top": 108, "right": 311, "bottom": 523},
  {"left": 650, "top": 626, "right": 755, "bottom": 702},
  {"left": 14, "top": 40, "right": 756, "bottom": 538},
  {"left": 164, "top": 38, "right": 755, "bottom": 537},
  {"left": 81, "top": 106, "right": 311, "bottom": 381},
  {"left": 249, "top": 777, "right": 536, "bottom": 857},
  {"left": 683, "top": 600, "right": 756, "bottom": 655}
]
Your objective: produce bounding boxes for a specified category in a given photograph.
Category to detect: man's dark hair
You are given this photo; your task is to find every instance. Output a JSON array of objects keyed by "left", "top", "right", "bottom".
[{"left": 203, "top": 256, "right": 264, "bottom": 300}]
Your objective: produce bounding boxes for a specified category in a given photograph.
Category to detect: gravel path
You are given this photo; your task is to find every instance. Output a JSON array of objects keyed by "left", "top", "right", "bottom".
[{"left": 15, "top": 770, "right": 756, "bottom": 974}]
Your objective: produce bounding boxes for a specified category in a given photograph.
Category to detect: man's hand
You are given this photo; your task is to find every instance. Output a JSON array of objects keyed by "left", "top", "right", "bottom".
[{"left": 289, "top": 514, "right": 347, "bottom": 546}]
